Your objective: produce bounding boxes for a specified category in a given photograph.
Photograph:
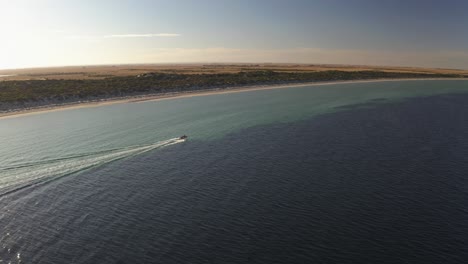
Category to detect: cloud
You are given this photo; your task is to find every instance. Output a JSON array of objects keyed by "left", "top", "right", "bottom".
[
  {"left": 104, "top": 33, "right": 180, "bottom": 38},
  {"left": 65, "top": 33, "right": 180, "bottom": 41},
  {"left": 66, "top": 35, "right": 98, "bottom": 40}
]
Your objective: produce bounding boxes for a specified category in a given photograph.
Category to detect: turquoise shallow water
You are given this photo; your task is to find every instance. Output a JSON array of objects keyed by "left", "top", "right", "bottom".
[
  {"left": 1, "top": 80, "right": 467, "bottom": 194},
  {"left": 1, "top": 80, "right": 468, "bottom": 166},
  {"left": 1, "top": 80, "right": 468, "bottom": 263}
]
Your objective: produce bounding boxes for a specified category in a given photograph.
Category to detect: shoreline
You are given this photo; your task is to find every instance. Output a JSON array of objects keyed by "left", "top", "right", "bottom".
[{"left": 0, "top": 77, "right": 466, "bottom": 120}]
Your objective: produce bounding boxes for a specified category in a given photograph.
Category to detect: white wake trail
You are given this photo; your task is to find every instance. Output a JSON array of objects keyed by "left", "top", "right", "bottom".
[{"left": 0, "top": 138, "right": 185, "bottom": 196}]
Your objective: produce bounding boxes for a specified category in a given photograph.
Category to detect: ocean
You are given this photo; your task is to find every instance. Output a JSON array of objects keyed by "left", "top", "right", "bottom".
[{"left": 1, "top": 80, "right": 468, "bottom": 263}]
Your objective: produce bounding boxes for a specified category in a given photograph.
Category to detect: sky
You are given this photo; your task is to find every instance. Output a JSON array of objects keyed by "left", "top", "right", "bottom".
[{"left": 1, "top": 0, "right": 468, "bottom": 69}]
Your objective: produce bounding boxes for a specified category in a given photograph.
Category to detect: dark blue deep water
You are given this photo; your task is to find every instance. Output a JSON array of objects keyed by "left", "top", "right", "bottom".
[{"left": 2, "top": 92, "right": 468, "bottom": 263}]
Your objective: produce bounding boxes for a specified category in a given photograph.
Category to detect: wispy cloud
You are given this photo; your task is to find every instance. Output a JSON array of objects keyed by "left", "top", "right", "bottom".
[
  {"left": 64, "top": 33, "right": 180, "bottom": 43},
  {"left": 66, "top": 35, "right": 98, "bottom": 40},
  {"left": 104, "top": 33, "right": 180, "bottom": 38}
]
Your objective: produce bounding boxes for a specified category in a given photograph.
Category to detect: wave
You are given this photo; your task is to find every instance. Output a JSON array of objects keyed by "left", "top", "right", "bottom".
[{"left": 0, "top": 137, "right": 185, "bottom": 197}]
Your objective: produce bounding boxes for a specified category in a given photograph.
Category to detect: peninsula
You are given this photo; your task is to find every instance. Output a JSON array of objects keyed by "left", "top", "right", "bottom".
[{"left": 0, "top": 63, "right": 467, "bottom": 116}]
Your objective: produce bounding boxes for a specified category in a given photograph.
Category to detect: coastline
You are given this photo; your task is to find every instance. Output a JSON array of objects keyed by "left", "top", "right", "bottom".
[{"left": 0, "top": 77, "right": 466, "bottom": 120}]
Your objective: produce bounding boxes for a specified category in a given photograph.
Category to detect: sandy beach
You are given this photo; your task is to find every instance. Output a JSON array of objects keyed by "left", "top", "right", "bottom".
[{"left": 0, "top": 78, "right": 465, "bottom": 120}]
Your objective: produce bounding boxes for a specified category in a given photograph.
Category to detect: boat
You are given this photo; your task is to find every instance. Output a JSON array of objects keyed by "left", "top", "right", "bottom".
[{"left": 179, "top": 135, "right": 188, "bottom": 140}]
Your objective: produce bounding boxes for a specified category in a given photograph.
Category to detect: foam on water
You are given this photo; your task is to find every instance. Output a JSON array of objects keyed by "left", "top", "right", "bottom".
[{"left": 0, "top": 138, "right": 184, "bottom": 196}]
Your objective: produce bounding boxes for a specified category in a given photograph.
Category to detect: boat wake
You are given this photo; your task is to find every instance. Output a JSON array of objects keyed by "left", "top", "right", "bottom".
[{"left": 0, "top": 138, "right": 185, "bottom": 197}]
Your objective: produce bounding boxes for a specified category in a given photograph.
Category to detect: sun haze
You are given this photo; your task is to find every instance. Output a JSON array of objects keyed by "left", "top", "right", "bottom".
[{"left": 2, "top": 0, "right": 468, "bottom": 70}]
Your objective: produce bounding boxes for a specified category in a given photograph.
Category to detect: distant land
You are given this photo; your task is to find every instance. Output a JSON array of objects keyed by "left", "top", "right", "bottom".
[
  {"left": 0, "top": 63, "right": 467, "bottom": 117},
  {"left": 2, "top": 63, "right": 468, "bottom": 81}
]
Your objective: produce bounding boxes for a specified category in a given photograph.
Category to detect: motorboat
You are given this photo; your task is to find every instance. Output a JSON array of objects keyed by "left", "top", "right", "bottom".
[{"left": 179, "top": 135, "right": 188, "bottom": 140}]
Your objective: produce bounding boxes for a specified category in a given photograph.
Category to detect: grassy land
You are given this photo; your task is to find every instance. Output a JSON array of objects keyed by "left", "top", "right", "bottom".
[
  {"left": 1, "top": 63, "right": 468, "bottom": 81},
  {"left": 0, "top": 64, "right": 467, "bottom": 112}
]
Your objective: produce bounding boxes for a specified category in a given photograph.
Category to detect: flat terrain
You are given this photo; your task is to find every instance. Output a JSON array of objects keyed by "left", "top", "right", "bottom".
[
  {"left": 0, "top": 63, "right": 467, "bottom": 117},
  {"left": 1, "top": 63, "right": 468, "bottom": 81}
]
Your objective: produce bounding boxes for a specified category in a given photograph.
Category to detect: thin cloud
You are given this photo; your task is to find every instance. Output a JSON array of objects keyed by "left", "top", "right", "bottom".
[
  {"left": 65, "top": 33, "right": 181, "bottom": 40},
  {"left": 66, "top": 35, "right": 98, "bottom": 40},
  {"left": 103, "top": 33, "right": 181, "bottom": 38}
]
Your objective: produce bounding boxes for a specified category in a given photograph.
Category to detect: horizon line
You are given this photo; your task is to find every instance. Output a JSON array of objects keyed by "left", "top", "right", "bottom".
[{"left": 1, "top": 62, "right": 467, "bottom": 72}]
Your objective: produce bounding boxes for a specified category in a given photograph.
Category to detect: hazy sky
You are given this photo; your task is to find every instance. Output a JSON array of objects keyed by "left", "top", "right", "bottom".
[{"left": 2, "top": 0, "right": 468, "bottom": 69}]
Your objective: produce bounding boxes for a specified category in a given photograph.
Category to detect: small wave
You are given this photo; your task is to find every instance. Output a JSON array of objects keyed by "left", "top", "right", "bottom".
[{"left": 0, "top": 138, "right": 185, "bottom": 197}]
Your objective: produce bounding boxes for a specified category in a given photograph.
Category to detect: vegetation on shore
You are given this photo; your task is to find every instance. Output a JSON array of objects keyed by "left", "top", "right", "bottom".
[{"left": 0, "top": 70, "right": 465, "bottom": 112}]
